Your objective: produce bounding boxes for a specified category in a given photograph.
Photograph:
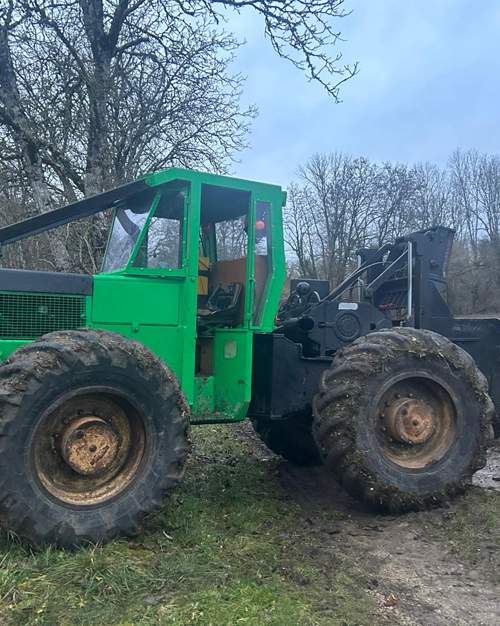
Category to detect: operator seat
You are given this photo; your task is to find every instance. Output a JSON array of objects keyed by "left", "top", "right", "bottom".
[{"left": 197, "top": 282, "right": 243, "bottom": 331}]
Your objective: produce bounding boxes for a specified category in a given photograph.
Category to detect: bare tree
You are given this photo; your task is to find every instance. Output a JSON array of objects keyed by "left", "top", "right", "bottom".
[
  {"left": 195, "top": 0, "right": 358, "bottom": 99},
  {"left": 0, "top": 1, "right": 257, "bottom": 270},
  {"left": 2, "top": 1, "right": 257, "bottom": 194},
  {"left": 411, "top": 162, "right": 452, "bottom": 229},
  {"left": 285, "top": 182, "right": 320, "bottom": 278},
  {"left": 371, "top": 162, "right": 421, "bottom": 245},
  {"left": 286, "top": 153, "right": 375, "bottom": 284},
  {"left": 448, "top": 149, "right": 500, "bottom": 306},
  {"left": 449, "top": 149, "right": 483, "bottom": 258},
  {"left": 0, "top": 0, "right": 357, "bottom": 272}
]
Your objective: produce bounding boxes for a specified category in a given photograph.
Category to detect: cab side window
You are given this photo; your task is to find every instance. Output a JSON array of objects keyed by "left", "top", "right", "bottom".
[{"left": 132, "top": 189, "right": 185, "bottom": 270}]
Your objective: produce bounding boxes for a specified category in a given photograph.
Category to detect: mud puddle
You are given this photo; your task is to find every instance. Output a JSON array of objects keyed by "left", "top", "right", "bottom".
[{"left": 473, "top": 442, "right": 500, "bottom": 490}]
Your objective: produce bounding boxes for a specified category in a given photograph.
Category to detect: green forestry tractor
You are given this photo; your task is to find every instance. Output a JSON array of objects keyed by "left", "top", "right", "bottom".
[{"left": 0, "top": 168, "right": 497, "bottom": 547}]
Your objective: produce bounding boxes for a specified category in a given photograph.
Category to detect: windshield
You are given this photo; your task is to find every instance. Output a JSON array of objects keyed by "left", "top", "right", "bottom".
[
  {"left": 102, "top": 205, "right": 149, "bottom": 272},
  {"left": 132, "top": 189, "right": 185, "bottom": 269}
]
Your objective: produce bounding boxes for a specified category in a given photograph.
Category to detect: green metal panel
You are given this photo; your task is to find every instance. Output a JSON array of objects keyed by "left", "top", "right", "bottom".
[
  {"left": 180, "top": 180, "right": 201, "bottom": 406},
  {"left": 0, "top": 339, "right": 33, "bottom": 361},
  {"left": 90, "top": 323, "right": 185, "bottom": 384},
  {"left": 191, "top": 330, "right": 252, "bottom": 423},
  {"left": 92, "top": 276, "right": 182, "bottom": 326},
  {"left": 213, "top": 328, "right": 252, "bottom": 420}
]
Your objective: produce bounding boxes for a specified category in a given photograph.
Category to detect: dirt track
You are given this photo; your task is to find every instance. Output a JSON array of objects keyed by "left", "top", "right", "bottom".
[{"left": 239, "top": 422, "right": 500, "bottom": 626}]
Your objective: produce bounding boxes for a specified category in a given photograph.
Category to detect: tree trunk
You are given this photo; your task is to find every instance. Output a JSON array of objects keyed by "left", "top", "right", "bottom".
[{"left": 0, "top": 18, "right": 71, "bottom": 270}]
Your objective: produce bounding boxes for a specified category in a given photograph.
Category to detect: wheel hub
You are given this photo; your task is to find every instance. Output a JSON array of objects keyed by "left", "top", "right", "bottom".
[
  {"left": 384, "top": 397, "right": 436, "bottom": 444},
  {"left": 60, "top": 416, "right": 119, "bottom": 475}
]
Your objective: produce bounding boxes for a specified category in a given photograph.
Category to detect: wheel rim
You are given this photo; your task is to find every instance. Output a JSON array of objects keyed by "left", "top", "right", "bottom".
[
  {"left": 33, "top": 387, "right": 147, "bottom": 506},
  {"left": 373, "top": 372, "right": 458, "bottom": 470}
]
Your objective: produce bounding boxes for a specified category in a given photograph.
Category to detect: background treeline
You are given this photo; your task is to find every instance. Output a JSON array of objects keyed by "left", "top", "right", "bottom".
[{"left": 286, "top": 150, "right": 500, "bottom": 316}]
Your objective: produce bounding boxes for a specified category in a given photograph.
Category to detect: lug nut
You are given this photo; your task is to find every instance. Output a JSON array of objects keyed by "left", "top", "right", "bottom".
[
  {"left": 89, "top": 444, "right": 97, "bottom": 452},
  {"left": 76, "top": 431, "right": 84, "bottom": 439},
  {"left": 395, "top": 394, "right": 401, "bottom": 399},
  {"left": 412, "top": 419, "right": 419, "bottom": 426}
]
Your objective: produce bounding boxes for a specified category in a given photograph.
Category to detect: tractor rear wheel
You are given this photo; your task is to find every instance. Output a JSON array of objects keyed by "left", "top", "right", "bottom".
[
  {"left": 250, "top": 413, "right": 321, "bottom": 465},
  {"left": 313, "top": 328, "right": 493, "bottom": 511},
  {"left": 0, "top": 328, "right": 191, "bottom": 547}
]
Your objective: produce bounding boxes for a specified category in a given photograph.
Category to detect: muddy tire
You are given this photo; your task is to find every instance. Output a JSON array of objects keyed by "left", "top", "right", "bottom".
[
  {"left": 312, "top": 328, "right": 493, "bottom": 511},
  {"left": 0, "top": 328, "right": 191, "bottom": 548},
  {"left": 250, "top": 413, "right": 321, "bottom": 466}
]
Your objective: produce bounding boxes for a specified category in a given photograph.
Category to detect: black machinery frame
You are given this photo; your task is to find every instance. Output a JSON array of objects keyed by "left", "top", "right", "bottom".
[{"left": 249, "top": 226, "right": 500, "bottom": 432}]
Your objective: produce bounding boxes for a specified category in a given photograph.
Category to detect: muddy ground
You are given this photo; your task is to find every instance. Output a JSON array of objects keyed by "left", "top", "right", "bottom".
[{"left": 238, "top": 422, "right": 500, "bottom": 626}]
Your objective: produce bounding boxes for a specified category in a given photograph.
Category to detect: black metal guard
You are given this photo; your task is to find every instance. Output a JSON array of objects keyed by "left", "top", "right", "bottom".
[{"left": 0, "top": 178, "right": 151, "bottom": 246}]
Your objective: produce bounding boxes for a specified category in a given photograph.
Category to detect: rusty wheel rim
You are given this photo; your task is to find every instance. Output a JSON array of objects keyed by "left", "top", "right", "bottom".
[
  {"left": 374, "top": 372, "right": 458, "bottom": 470},
  {"left": 33, "top": 387, "right": 146, "bottom": 506}
]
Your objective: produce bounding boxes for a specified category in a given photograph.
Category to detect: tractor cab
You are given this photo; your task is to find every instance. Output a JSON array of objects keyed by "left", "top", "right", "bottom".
[{"left": 0, "top": 168, "right": 286, "bottom": 423}]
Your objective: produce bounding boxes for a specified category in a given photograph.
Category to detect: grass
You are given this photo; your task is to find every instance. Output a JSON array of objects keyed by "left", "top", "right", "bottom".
[
  {"left": 0, "top": 424, "right": 378, "bottom": 626},
  {"left": 421, "top": 487, "right": 500, "bottom": 582}
]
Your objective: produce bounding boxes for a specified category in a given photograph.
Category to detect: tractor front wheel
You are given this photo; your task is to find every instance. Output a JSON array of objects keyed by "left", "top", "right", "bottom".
[
  {"left": 0, "top": 328, "right": 191, "bottom": 547},
  {"left": 313, "top": 328, "right": 493, "bottom": 511}
]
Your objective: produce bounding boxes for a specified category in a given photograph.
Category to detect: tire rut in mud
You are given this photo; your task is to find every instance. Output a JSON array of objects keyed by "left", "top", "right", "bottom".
[{"left": 238, "top": 419, "right": 500, "bottom": 626}]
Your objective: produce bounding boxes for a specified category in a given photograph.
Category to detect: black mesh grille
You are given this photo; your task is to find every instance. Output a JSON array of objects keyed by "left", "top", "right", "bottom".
[{"left": 0, "top": 292, "right": 86, "bottom": 339}]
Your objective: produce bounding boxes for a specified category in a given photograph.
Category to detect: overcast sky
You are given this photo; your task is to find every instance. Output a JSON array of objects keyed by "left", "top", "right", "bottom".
[{"left": 226, "top": 0, "right": 500, "bottom": 187}]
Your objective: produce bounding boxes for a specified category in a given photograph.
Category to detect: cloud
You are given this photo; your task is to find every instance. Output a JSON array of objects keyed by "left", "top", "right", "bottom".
[{"left": 225, "top": 0, "right": 500, "bottom": 186}]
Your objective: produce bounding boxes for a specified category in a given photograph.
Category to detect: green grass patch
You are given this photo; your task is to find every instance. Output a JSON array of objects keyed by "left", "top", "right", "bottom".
[
  {"left": 320, "top": 510, "right": 349, "bottom": 522},
  {"left": 0, "top": 424, "right": 377, "bottom": 625},
  {"left": 421, "top": 487, "right": 500, "bottom": 581}
]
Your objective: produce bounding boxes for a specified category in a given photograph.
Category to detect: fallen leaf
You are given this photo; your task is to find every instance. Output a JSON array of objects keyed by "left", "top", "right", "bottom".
[{"left": 384, "top": 593, "right": 398, "bottom": 607}]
